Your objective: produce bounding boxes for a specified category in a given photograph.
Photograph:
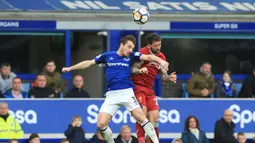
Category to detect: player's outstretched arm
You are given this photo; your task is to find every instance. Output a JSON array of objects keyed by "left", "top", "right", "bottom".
[
  {"left": 160, "top": 67, "right": 177, "bottom": 83},
  {"left": 131, "top": 62, "right": 148, "bottom": 74},
  {"left": 62, "top": 60, "right": 96, "bottom": 73},
  {"left": 140, "top": 54, "right": 169, "bottom": 71}
]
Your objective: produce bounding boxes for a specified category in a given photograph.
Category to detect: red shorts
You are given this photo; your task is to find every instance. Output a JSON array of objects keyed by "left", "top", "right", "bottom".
[{"left": 134, "top": 86, "right": 159, "bottom": 111}]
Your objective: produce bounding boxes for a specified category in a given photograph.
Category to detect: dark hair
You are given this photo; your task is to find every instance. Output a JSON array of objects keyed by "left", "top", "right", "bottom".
[
  {"left": 1, "top": 62, "right": 11, "bottom": 68},
  {"left": 120, "top": 35, "right": 136, "bottom": 45},
  {"left": 37, "top": 73, "right": 46, "bottom": 79},
  {"left": 60, "top": 139, "right": 69, "bottom": 143},
  {"left": 45, "top": 59, "right": 55, "bottom": 66},
  {"left": 223, "top": 70, "right": 232, "bottom": 78},
  {"left": 184, "top": 116, "right": 200, "bottom": 131},
  {"left": 237, "top": 132, "right": 245, "bottom": 136},
  {"left": 12, "top": 77, "right": 22, "bottom": 83},
  {"left": 145, "top": 33, "right": 161, "bottom": 45},
  {"left": 8, "top": 139, "right": 18, "bottom": 143},
  {"left": 29, "top": 133, "right": 40, "bottom": 141}
]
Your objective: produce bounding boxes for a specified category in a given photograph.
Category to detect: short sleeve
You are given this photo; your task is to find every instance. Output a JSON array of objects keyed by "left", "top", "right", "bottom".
[
  {"left": 131, "top": 52, "right": 142, "bottom": 61},
  {"left": 94, "top": 53, "right": 107, "bottom": 64}
]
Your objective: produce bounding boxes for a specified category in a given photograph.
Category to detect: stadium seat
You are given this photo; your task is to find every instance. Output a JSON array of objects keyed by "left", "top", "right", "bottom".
[
  {"left": 22, "top": 83, "right": 32, "bottom": 92},
  {"left": 234, "top": 83, "right": 242, "bottom": 96},
  {"left": 182, "top": 83, "right": 189, "bottom": 98}
]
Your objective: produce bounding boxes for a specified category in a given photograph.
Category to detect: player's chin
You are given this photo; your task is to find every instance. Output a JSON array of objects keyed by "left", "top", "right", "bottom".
[{"left": 125, "top": 52, "right": 131, "bottom": 56}]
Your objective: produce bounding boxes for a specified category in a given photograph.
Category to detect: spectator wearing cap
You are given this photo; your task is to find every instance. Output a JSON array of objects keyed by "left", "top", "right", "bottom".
[
  {"left": 0, "top": 63, "right": 16, "bottom": 93},
  {"left": 186, "top": 62, "right": 215, "bottom": 98},
  {"left": 29, "top": 133, "right": 40, "bottom": 143},
  {"left": 41, "top": 60, "right": 65, "bottom": 95},
  {"left": 215, "top": 71, "right": 236, "bottom": 98},
  {"left": 115, "top": 125, "right": 138, "bottom": 143},
  {"left": 66, "top": 75, "right": 90, "bottom": 98},
  {"left": 64, "top": 116, "right": 88, "bottom": 143},
  {"left": 28, "top": 74, "right": 57, "bottom": 98},
  {"left": 3, "top": 77, "right": 27, "bottom": 98},
  {"left": 239, "top": 67, "right": 255, "bottom": 98}
]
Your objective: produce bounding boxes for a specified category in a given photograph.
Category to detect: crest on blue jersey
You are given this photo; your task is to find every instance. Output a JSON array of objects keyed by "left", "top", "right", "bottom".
[
  {"left": 123, "top": 57, "right": 130, "bottom": 61},
  {"left": 96, "top": 54, "right": 101, "bottom": 58}
]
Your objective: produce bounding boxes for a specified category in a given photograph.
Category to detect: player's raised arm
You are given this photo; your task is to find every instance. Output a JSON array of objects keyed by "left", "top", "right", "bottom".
[
  {"left": 62, "top": 60, "right": 96, "bottom": 73},
  {"left": 62, "top": 52, "right": 107, "bottom": 73},
  {"left": 140, "top": 54, "right": 169, "bottom": 71},
  {"left": 160, "top": 67, "right": 177, "bottom": 83},
  {"left": 132, "top": 62, "right": 148, "bottom": 74}
]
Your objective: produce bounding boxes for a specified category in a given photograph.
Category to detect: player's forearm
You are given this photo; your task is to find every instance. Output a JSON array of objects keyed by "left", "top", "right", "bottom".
[
  {"left": 161, "top": 74, "right": 170, "bottom": 81},
  {"left": 146, "top": 55, "right": 164, "bottom": 65},
  {"left": 70, "top": 60, "right": 94, "bottom": 71},
  {"left": 132, "top": 67, "right": 141, "bottom": 74}
]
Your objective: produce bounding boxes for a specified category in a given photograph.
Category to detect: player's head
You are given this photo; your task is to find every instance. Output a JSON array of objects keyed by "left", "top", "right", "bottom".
[
  {"left": 119, "top": 35, "right": 136, "bottom": 56},
  {"left": 145, "top": 33, "right": 162, "bottom": 54}
]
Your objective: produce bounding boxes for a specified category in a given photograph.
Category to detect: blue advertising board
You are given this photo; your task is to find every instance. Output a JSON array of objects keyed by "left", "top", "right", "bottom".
[
  {"left": 0, "top": 20, "right": 56, "bottom": 30},
  {"left": 170, "top": 22, "right": 255, "bottom": 32},
  {"left": 1, "top": 0, "right": 255, "bottom": 13},
  {"left": 2, "top": 99, "right": 255, "bottom": 137}
]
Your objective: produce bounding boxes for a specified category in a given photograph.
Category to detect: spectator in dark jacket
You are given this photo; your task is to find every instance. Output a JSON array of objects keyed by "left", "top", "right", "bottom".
[
  {"left": 115, "top": 125, "right": 138, "bottom": 143},
  {"left": 90, "top": 131, "right": 108, "bottom": 143},
  {"left": 214, "top": 109, "right": 236, "bottom": 143},
  {"left": 28, "top": 74, "right": 57, "bottom": 98},
  {"left": 41, "top": 60, "right": 65, "bottom": 95},
  {"left": 239, "top": 68, "right": 255, "bottom": 98},
  {"left": 181, "top": 116, "right": 209, "bottom": 143},
  {"left": 64, "top": 116, "right": 88, "bottom": 143},
  {"left": 3, "top": 77, "right": 27, "bottom": 98},
  {"left": 186, "top": 62, "right": 216, "bottom": 97},
  {"left": 66, "top": 75, "right": 90, "bottom": 98},
  {"left": 215, "top": 71, "right": 236, "bottom": 98}
]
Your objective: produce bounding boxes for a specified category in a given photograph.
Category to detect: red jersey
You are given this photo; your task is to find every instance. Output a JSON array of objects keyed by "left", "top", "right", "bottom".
[{"left": 132, "top": 46, "right": 166, "bottom": 89}]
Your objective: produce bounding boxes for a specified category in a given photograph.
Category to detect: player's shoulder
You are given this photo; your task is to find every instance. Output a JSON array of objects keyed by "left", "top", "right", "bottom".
[
  {"left": 139, "top": 46, "right": 150, "bottom": 54},
  {"left": 157, "top": 52, "right": 166, "bottom": 60}
]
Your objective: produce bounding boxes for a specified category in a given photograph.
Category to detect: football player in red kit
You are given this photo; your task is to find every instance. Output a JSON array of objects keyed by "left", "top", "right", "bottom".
[{"left": 131, "top": 33, "right": 177, "bottom": 143}]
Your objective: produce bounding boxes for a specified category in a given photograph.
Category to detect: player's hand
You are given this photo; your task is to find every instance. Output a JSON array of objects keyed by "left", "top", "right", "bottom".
[
  {"left": 139, "top": 67, "right": 148, "bottom": 74},
  {"left": 160, "top": 61, "right": 169, "bottom": 72},
  {"left": 169, "top": 72, "right": 177, "bottom": 83},
  {"left": 62, "top": 67, "right": 71, "bottom": 73}
]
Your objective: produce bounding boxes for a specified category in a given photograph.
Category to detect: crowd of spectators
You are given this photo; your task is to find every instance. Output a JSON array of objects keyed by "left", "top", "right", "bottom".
[
  {"left": 186, "top": 62, "right": 255, "bottom": 98},
  {"left": 0, "top": 60, "right": 90, "bottom": 99}
]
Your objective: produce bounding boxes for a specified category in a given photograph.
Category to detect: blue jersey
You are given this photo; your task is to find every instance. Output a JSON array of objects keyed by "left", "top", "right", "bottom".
[{"left": 94, "top": 51, "right": 142, "bottom": 91}]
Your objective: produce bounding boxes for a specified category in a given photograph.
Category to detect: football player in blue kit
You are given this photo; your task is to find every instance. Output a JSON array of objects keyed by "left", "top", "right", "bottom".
[{"left": 62, "top": 35, "right": 169, "bottom": 143}]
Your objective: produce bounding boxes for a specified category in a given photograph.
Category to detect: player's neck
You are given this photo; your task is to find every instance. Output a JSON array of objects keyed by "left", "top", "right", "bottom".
[{"left": 117, "top": 49, "right": 124, "bottom": 56}]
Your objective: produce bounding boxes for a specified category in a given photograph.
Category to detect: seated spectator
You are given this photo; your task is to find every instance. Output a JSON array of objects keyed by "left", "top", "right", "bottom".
[
  {"left": 239, "top": 67, "right": 255, "bottom": 98},
  {"left": 66, "top": 75, "right": 90, "bottom": 98},
  {"left": 215, "top": 71, "right": 236, "bottom": 98},
  {"left": 64, "top": 116, "right": 88, "bottom": 143},
  {"left": 237, "top": 132, "right": 246, "bottom": 143},
  {"left": 90, "top": 130, "right": 107, "bottom": 143},
  {"left": 28, "top": 74, "right": 57, "bottom": 98},
  {"left": 172, "top": 138, "right": 182, "bottom": 143},
  {"left": 8, "top": 139, "right": 18, "bottom": 143},
  {"left": 187, "top": 62, "right": 215, "bottom": 97},
  {"left": 214, "top": 109, "right": 236, "bottom": 143},
  {"left": 0, "top": 102, "right": 24, "bottom": 139},
  {"left": 29, "top": 133, "right": 40, "bottom": 143},
  {"left": 3, "top": 77, "right": 27, "bottom": 98},
  {"left": 115, "top": 125, "right": 138, "bottom": 143},
  {"left": 41, "top": 60, "right": 65, "bottom": 95},
  {"left": 181, "top": 116, "right": 209, "bottom": 143},
  {"left": 0, "top": 63, "right": 16, "bottom": 93},
  {"left": 60, "top": 139, "right": 70, "bottom": 143}
]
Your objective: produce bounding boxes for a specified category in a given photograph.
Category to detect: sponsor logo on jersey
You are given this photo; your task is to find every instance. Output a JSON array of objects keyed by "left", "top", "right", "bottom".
[{"left": 107, "top": 62, "right": 129, "bottom": 67}]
